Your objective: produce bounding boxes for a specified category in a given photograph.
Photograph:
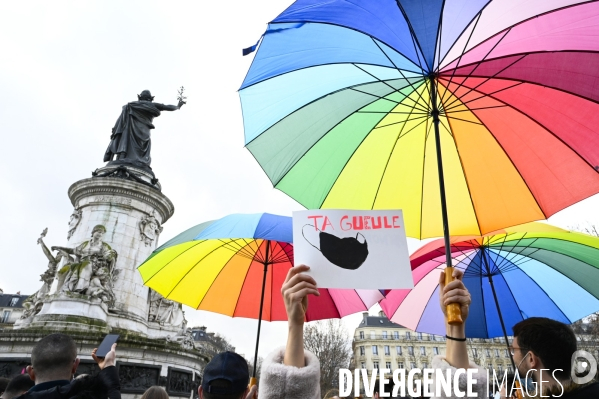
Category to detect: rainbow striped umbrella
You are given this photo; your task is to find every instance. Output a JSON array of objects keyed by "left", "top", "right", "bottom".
[
  {"left": 138, "top": 213, "right": 383, "bottom": 374},
  {"left": 240, "top": 0, "right": 599, "bottom": 240},
  {"left": 380, "top": 223, "right": 599, "bottom": 341}
]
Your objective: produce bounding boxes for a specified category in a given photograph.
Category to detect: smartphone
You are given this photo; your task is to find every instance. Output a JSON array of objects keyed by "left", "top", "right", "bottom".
[{"left": 96, "top": 334, "right": 119, "bottom": 358}]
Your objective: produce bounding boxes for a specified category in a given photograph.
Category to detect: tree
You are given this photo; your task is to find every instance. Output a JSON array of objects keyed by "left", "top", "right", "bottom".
[{"left": 303, "top": 319, "right": 352, "bottom": 396}]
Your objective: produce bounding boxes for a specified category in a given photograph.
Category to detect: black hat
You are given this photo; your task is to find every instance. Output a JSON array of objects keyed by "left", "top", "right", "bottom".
[{"left": 201, "top": 352, "right": 249, "bottom": 395}]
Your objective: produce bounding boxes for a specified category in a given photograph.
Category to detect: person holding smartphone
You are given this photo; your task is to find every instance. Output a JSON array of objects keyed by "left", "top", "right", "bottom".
[{"left": 14, "top": 333, "right": 120, "bottom": 399}]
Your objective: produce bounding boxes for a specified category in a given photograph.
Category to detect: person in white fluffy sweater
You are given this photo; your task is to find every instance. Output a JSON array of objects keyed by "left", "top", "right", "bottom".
[{"left": 258, "top": 264, "right": 322, "bottom": 399}]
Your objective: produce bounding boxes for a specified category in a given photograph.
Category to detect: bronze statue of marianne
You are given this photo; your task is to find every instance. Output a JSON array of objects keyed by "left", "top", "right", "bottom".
[{"left": 103, "top": 90, "right": 185, "bottom": 171}]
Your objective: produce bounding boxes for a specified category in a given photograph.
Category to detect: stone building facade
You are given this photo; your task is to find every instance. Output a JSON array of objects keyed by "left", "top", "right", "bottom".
[
  {"left": 0, "top": 291, "right": 28, "bottom": 327},
  {"left": 352, "top": 311, "right": 516, "bottom": 395}
]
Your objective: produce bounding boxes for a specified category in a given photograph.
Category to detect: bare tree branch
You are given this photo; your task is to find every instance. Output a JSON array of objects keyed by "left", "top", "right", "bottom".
[{"left": 304, "top": 319, "right": 352, "bottom": 395}]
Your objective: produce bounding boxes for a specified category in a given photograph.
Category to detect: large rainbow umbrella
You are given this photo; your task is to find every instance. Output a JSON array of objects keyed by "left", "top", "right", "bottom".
[
  {"left": 138, "top": 213, "right": 383, "bottom": 377},
  {"left": 379, "top": 222, "right": 599, "bottom": 368},
  {"left": 240, "top": 0, "right": 599, "bottom": 324}
]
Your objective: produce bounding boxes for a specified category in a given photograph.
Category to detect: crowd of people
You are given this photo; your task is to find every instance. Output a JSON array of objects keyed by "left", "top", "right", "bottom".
[{"left": 1, "top": 265, "right": 598, "bottom": 399}]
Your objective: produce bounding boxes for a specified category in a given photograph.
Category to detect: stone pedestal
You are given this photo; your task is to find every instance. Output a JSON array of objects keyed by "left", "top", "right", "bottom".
[
  {"left": 28, "top": 292, "right": 110, "bottom": 333},
  {"left": 65, "top": 174, "right": 174, "bottom": 333}
]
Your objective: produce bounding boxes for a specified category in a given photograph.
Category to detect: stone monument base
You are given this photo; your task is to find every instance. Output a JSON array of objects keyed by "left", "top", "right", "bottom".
[
  {"left": 17, "top": 292, "right": 110, "bottom": 333},
  {"left": 0, "top": 329, "right": 207, "bottom": 399}
]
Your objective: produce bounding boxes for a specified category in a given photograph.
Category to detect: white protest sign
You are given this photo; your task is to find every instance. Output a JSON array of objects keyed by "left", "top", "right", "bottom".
[{"left": 292, "top": 209, "right": 413, "bottom": 289}]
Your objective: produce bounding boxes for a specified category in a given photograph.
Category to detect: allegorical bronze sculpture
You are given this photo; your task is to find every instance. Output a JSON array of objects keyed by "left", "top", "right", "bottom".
[{"left": 104, "top": 88, "right": 186, "bottom": 171}]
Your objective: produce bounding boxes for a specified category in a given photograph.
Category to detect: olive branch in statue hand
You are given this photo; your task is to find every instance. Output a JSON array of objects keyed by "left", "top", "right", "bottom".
[{"left": 177, "top": 86, "right": 187, "bottom": 108}]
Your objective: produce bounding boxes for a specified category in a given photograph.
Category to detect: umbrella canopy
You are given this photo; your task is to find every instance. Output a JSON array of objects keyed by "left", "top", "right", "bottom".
[
  {"left": 240, "top": 0, "right": 599, "bottom": 239},
  {"left": 379, "top": 223, "right": 599, "bottom": 338},
  {"left": 138, "top": 213, "right": 383, "bottom": 322}
]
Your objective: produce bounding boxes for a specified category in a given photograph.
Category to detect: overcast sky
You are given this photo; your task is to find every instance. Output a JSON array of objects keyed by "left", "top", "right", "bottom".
[{"left": 1, "top": 1, "right": 598, "bottom": 360}]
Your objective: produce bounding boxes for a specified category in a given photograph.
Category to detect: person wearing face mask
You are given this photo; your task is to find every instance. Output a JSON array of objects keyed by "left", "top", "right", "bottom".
[{"left": 432, "top": 269, "right": 599, "bottom": 399}]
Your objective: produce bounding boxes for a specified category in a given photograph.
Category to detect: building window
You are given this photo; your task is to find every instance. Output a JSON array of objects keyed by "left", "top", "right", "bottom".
[
  {"left": 1, "top": 311, "right": 10, "bottom": 323},
  {"left": 504, "top": 349, "right": 509, "bottom": 358},
  {"left": 373, "top": 362, "right": 379, "bottom": 369},
  {"left": 420, "top": 346, "right": 426, "bottom": 355},
  {"left": 9, "top": 297, "right": 18, "bottom": 307},
  {"left": 422, "top": 362, "right": 428, "bottom": 369},
  {"left": 408, "top": 346, "right": 414, "bottom": 356},
  {"left": 384, "top": 345, "right": 390, "bottom": 355},
  {"left": 372, "top": 346, "right": 378, "bottom": 355},
  {"left": 486, "top": 349, "right": 491, "bottom": 358},
  {"left": 360, "top": 346, "right": 365, "bottom": 356},
  {"left": 410, "top": 362, "right": 416, "bottom": 369},
  {"left": 359, "top": 331, "right": 364, "bottom": 339},
  {"left": 495, "top": 349, "right": 500, "bottom": 358},
  {"left": 398, "top": 362, "right": 404, "bottom": 369},
  {"left": 417, "top": 332, "right": 423, "bottom": 341},
  {"left": 472, "top": 348, "right": 478, "bottom": 357},
  {"left": 386, "top": 362, "right": 392, "bottom": 370},
  {"left": 498, "top": 365, "right": 503, "bottom": 372},
  {"left": 405, "top": 332, "right": 411, "bottom": 340},
  {"left": 361, "top": 362, "right": 366, "bottom": 369},
  {"left": 396, "top": 346, "right": 402, "bottom": 355},
  {"left": 371, "top": 330, "right": 376, "bottom": 339},
  {"left": 382, "top": 331, "right": 388, "bottom": 339},
  {"left": 433, "top": 347, "right": 439, "bottom": 355},
  {"left": 393, "top": 331, "right": 399, "bottom": 340}
]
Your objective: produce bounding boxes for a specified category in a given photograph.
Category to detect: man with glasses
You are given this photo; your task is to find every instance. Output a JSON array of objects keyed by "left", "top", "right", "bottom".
[{"left": 433, "top": 269, "right": 599, "bottom": 398}]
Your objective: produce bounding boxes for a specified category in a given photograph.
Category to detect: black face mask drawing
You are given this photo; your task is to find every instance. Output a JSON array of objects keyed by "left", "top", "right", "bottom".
[{"left": 303, "top": 224, "right": 369, "bottom": 270}]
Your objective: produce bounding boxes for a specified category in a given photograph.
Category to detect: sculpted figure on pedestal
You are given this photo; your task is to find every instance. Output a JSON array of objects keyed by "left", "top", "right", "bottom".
[
  {"left": 148, "top": 289, "right": 185, "bottom": 327},
  {"left": 103, "top": 90, "right": 185, "bottom": 171},
  {"left": 53, "top": 224, "right": 118, "bottom": 306},
  {"left": 139, "top": 211, "right": 163, "bottom": 247},
  {"left": 22, "top": 229, "right": 67, "bottom": 318},
  {"left": 67, "top": 209, "right": 82, "bottom": 240}
]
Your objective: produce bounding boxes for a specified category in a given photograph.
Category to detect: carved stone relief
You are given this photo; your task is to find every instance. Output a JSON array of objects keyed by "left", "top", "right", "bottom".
[
  {"left": 67, "top": 209, "right": 82, "bottom": 240},
  {"left": 117, "top": 362, "right": 161, "bottom": 394},
  {"left": 53, "top": 224, "right": 118, "bottom": 307},
  {"left": 139, "top": 210, "right": 163, "bottom": 246},
  {"left": 148, "top": 289, "right": 185, "bottom": 328},
  {"left": 167, "top": 367, "right": 193, "bottom": 396}
]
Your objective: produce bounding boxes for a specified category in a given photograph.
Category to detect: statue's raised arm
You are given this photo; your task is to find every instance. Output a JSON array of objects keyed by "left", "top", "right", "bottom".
[{"left": 103, "top": 89, "right": 185, "bottom": 171}]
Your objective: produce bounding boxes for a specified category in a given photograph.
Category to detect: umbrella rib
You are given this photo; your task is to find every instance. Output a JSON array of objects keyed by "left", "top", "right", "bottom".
[
  {"left": 370, "top": 37, "right": 431, "bottom": 111},
  {"left": 442, "top": 53, "right": 526, "bottom": 111},
  {"left": 443, "top": 81, "right": 524, "bottom": 113},
  {"left": 394, "top": 0, "right": 430, "bottom": 74},
  {"left": 440, "top": 0, "right": 596, "bottom": 70},
  {"left": 439, "top": 12, "right": 483, "bottom": 105},
  {"left": 162, "top": 240, "right": 240, "bottom": 299},
  {"left": 244, "top": 75, "right": 417, "bottom": 148},
  {"left": 359, "top": 111, "right": 429, "bottom": 115},
  {"left": 418, "top": 118, "right": 434, "bottom": 238},
  {"left": 375, "top": 114, "right": 429, "bottom": 130},
  {"left": 447, "top": 65, "right": 599, "bottom": 108},
  {"left": 436, "top": 106, "right": 484, "bottom": 236},
  {"left": 352, "top": 63, "right": 430, "bottom": 113},
  {"left": 369, "top": 89, "right": 423, "bottom": 209},
  {"left": 433, "top": 0, "right": 447, "bottom": 74},
  {"left": 349, "top": 82, "right": 418, "bottom": 106},
  {"left": 441, "top": 84, "right": 549, "bottom": 221},
  {"left": 444, "top": 115, "right": 484, "bottom": 126},
  {"left": 445, "top": 104, "right": 508, "bottom": 114},
  {"left": 142, "top": 241, "right": 205, "bottom": 285},
  {"left": 497, "top": 253, "right": 571, "bottom": 324},
  {"left": 229, "top": 241, "right": 264, "bottom": 318},
  {"left": 195, "top": 240, "right": 258, "bottom": 311}
]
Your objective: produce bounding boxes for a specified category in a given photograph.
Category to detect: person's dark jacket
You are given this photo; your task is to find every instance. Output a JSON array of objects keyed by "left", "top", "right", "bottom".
[
  {"left": 558, "top": 380, "right": 599, "bottom": 398},
  {"left": 14, "top": 366, "right": 120, "bottom": 399}
]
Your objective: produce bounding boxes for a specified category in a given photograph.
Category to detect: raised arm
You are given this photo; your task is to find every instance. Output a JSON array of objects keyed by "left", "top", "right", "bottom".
[
  {"left": 439, "top": 268, "right": 471, "bottom": 370},
  {"left": 281, "top": 264, "right": 320, "bottom": 367},
  {"left": 155, "top": 100, "right": 185, "bottom": 111}
]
